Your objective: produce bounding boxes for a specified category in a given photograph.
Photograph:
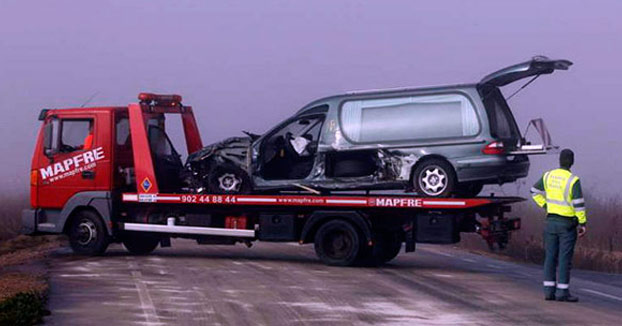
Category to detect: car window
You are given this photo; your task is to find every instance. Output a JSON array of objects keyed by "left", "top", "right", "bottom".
[
  {"left": 60, "top": 119, "right": 93, "bottom": 152},
  {"left": 481, "top": 88, "right": 520, "bottom": 140},
  {"left": 340, "top": 94, "right": 479, "bottom": 143},
  {"left": 116, "top": 118, "right": 130, "bottom": 146},
  {"left": 148, "top": 126, "right": 176, "bottom": 157}
]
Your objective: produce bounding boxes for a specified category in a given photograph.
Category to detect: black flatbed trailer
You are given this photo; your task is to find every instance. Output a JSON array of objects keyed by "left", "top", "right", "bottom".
[{"left": 116, "top": 191, "right": 523, "bottom": 266}]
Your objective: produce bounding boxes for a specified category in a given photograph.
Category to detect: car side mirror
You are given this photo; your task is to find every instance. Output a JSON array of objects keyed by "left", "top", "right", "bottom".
[{"left": 43, "top": 118, "right": 60, "bottom": 157}]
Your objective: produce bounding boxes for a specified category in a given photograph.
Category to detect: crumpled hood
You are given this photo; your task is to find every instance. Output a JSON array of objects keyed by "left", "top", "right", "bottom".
[{"left": 186, "top": 136, "right": 252, "bottom": 168}]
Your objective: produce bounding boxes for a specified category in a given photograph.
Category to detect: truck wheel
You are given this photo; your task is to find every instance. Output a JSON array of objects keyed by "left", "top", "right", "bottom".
[
  {"left": 67, "top": 210, "right": 110, "bottom": 256},
  {"left": 207, "top": 164, "right": 251, "bottom": 194},
  {"left": 412, "top": 159, "right": 456, "bottom": 197},
  {"left": 359, "top": 231, "right": 402, "bottom": 266},
  {"left": 314, "top": 220, "right": 363, "bottom": 266},
  {"left": 380, "top": 234, "right": 402, "bottom": 263},
  {"left": 122, "top": 233, "right": 160, "bottom": 255}
]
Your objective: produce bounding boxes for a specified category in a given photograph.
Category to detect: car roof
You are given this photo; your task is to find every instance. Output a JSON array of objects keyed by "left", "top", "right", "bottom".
[{"left": 296, "top": 83, "right": 478, "bottom": 114}]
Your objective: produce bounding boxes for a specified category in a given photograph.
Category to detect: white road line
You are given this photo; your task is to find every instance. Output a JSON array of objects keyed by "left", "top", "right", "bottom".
[
  {"left": 486, "top": 264, "right": 502, "bottom": 269},
  {"left": 433, "top": 251, "right": 453, "bottom": 257},
  {"left": 514, "top": 271, "right": 533, "bottom": 278},
  {"left": 460, "top": 258, "right": 476, "bottom": 263},
  {"left": 247, "top": 261, "right": 273, "bottom": 271},
  {"left": 581, "top": 288, "right": 622, "bottom": 301},
  {"left": 433, "top": 274, "right": 454, "bottom": 278},
  {"left": 128, "top": 260, "right": 160, "bottom": 325}
]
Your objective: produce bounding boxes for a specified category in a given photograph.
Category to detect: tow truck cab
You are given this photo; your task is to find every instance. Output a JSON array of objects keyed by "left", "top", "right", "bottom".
[{"left": 23, "top": 93, "right": 521, "bottom": 266}]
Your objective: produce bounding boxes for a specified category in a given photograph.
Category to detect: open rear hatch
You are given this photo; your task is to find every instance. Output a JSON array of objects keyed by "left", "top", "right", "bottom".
[{"left": 479, "top": 56, "right": 572, "bottom": 155}]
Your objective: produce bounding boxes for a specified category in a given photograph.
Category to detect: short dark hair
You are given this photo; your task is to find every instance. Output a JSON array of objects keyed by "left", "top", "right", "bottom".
[{"left": 560, "top": 149, "right": 574, "bottom": 169}]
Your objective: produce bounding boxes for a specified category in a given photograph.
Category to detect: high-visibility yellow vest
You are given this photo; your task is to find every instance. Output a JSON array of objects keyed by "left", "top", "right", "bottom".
[{"left": 543, "top": 169, "right": 579, "bottom": 218}]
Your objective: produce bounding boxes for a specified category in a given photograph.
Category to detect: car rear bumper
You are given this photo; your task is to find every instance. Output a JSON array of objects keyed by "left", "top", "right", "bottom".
[{"left": 454, "top": 155, "right": 530, "bottom": 184}]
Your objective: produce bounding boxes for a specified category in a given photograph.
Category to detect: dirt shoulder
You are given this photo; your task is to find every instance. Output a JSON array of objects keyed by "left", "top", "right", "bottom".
[
  {"left": 459, "top": 234, "right": 622, "bottom": 274},
  {"left": 0, "top": 235, "right": 64, "bottom": 325}
]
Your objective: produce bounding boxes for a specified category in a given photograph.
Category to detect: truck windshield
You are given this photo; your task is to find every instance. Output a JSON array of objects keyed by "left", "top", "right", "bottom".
[{"left": 480, "top": 87, "right": 521, "bottom": 142}]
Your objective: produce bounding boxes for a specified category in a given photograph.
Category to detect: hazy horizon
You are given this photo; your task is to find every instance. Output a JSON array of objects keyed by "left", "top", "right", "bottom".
[{"left": 1, "top": 0, "right": 621, "bottom": 196}]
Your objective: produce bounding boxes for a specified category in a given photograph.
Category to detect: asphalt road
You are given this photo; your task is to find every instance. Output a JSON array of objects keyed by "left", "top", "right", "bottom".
[{"left": 45, "top": 240, "right": 622, "bottom": 326}]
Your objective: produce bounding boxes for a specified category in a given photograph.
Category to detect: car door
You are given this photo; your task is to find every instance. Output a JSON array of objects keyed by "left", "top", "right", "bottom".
[
  {"left": 254, "top": 115, "right": 325, "bottom": 183},
  {"left": 37, "top": 114, "right": 106, "bottom": 208},
  {"left": 479, "top": 56, "right": 572, "bottom": 155}
]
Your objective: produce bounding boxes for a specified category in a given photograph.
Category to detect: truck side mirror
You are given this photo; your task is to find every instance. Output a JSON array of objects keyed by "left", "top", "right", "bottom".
[{"left": 43, "top": 119, "right": 60, "bottom": 157}]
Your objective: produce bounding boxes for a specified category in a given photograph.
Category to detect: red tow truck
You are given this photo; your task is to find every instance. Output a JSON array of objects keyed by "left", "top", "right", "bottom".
[{"left": 23, "top": 93, "right": 521, "bottom": 266}]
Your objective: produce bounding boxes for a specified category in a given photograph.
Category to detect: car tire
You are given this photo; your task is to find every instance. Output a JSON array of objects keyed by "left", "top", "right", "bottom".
[
  {"left": 457, "top": 182, "right": 484, "bottom": 198},
  {"left": 122, "top": 233, "right": 160, "bottom": 255},
  {"left": 67, "top": 210, "right": 110, "bottom": 256},
  {"left": 412, "top": 159, "right": 456, "bottom": 197},
  {"left": 207, "top": 164, "right": 252, "bottom": 194},
  {"left": 314, "top": 220, "right": 363, "bottom": 266}
]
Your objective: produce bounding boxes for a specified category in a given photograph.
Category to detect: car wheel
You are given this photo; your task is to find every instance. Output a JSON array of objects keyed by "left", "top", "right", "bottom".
[
  {"left": 457, "top": 182, "right": 484, "bottom": 198},
  {"left": 207, "top": 164, "right": 251, "bottom": 194},
  {"left": 67, "top": 210, "right": 110, "bottom": 256},
  {"left": 314, "top": 220, "right": 363, "bottom": 266},
  {"left": 122, "top": 233, "right": 160, "bottom": 255},
  {"left": 412, "top": 159, "right": 456, "bottom": 197}
]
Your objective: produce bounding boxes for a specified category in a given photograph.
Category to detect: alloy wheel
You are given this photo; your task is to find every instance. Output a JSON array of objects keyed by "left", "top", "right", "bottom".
[
  {"left": 217, "top": 173, "right": 242, "bottom": 192},
  {"left": 418, "top": 166, "right": 448, "bottom": 196}
]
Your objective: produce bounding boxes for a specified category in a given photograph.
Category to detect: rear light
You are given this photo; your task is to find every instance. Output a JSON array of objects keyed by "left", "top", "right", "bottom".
[
  {"left": 482, "top": 141, "right": 505, "bottom": 155},
  {"left": 30, "top": 170, "right": 38, "bottom": 186}
]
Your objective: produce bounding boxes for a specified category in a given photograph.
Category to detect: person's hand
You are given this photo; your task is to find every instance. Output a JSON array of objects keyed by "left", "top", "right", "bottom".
[{"left": 578, "top": 225, "right": 587, "bottom": 238}]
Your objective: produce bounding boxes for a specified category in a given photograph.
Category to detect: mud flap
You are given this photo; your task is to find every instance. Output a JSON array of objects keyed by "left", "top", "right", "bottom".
[{"left": 403, "top": 221, "right": 416, "bottom": 252}]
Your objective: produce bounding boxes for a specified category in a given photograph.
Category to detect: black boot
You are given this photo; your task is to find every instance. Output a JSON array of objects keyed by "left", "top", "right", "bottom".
[
  {"left": 557, "top": 291, "right": 579, "bottom": 302},
  {"left": 544, "top": 286, "right": 556, "bottom": 300}
]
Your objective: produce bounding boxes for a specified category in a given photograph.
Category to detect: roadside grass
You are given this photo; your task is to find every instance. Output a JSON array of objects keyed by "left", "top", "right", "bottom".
[
  {"left": 0, "top": 192, "right": 27, "bottom": 241},
  {"left": 461, "top": 192, "right": 622, "bottom": 273},
  {"left": 0, "top": 192, "right": 61, "bottom": 326},
  {"left": 0, "top": 235, "right": 62, "bottom": 326}
]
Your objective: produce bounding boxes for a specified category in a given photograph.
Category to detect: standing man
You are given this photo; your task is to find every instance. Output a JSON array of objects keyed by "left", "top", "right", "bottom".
[{"left": 530, "top": 149, "right": 587, "bottom": 302}]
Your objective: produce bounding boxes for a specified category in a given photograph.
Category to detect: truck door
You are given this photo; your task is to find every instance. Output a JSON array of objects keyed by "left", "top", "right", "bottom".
[{"left": 37, "top": 113, "right": 108, "bottom": 208}]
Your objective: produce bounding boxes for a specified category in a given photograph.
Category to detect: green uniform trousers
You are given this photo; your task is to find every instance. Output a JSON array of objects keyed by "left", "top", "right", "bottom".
[{"left": 543, "top": 216, "right": 577, "bottom": 296}]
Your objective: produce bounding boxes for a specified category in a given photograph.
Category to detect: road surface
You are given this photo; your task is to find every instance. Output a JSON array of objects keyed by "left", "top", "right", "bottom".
[{"left": 45, "top": 240, "right": 622, "bottom": 325}]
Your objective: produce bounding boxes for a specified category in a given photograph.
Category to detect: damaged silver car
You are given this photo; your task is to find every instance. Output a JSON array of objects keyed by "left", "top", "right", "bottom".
[{"left": 184, "top": 56, "right": 571, "bottom": 197}]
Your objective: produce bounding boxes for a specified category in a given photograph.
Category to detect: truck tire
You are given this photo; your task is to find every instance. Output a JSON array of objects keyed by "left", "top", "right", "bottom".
[
  {"left": 314, "top": 220, "right": 363, "bottom": 266},
  {"left": 67, "top": 210, "right": 110, "bottom": 256},
  {"left": 359, "top": 231, "right": 402, "bottom": 266},
  {"left": 412, "top": 159, "right": 456, "bottom": 197},
  {"left": 380, "top": 234, "right": 402, "bottom": 263},
  {"left": 122, "top": 233, "right": 160, "bottom": 255}
]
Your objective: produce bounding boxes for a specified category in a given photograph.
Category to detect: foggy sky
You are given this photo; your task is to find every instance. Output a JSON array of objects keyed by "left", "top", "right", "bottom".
[{"left": 1, "top": 0, "right": 621, "bottom": 195}]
